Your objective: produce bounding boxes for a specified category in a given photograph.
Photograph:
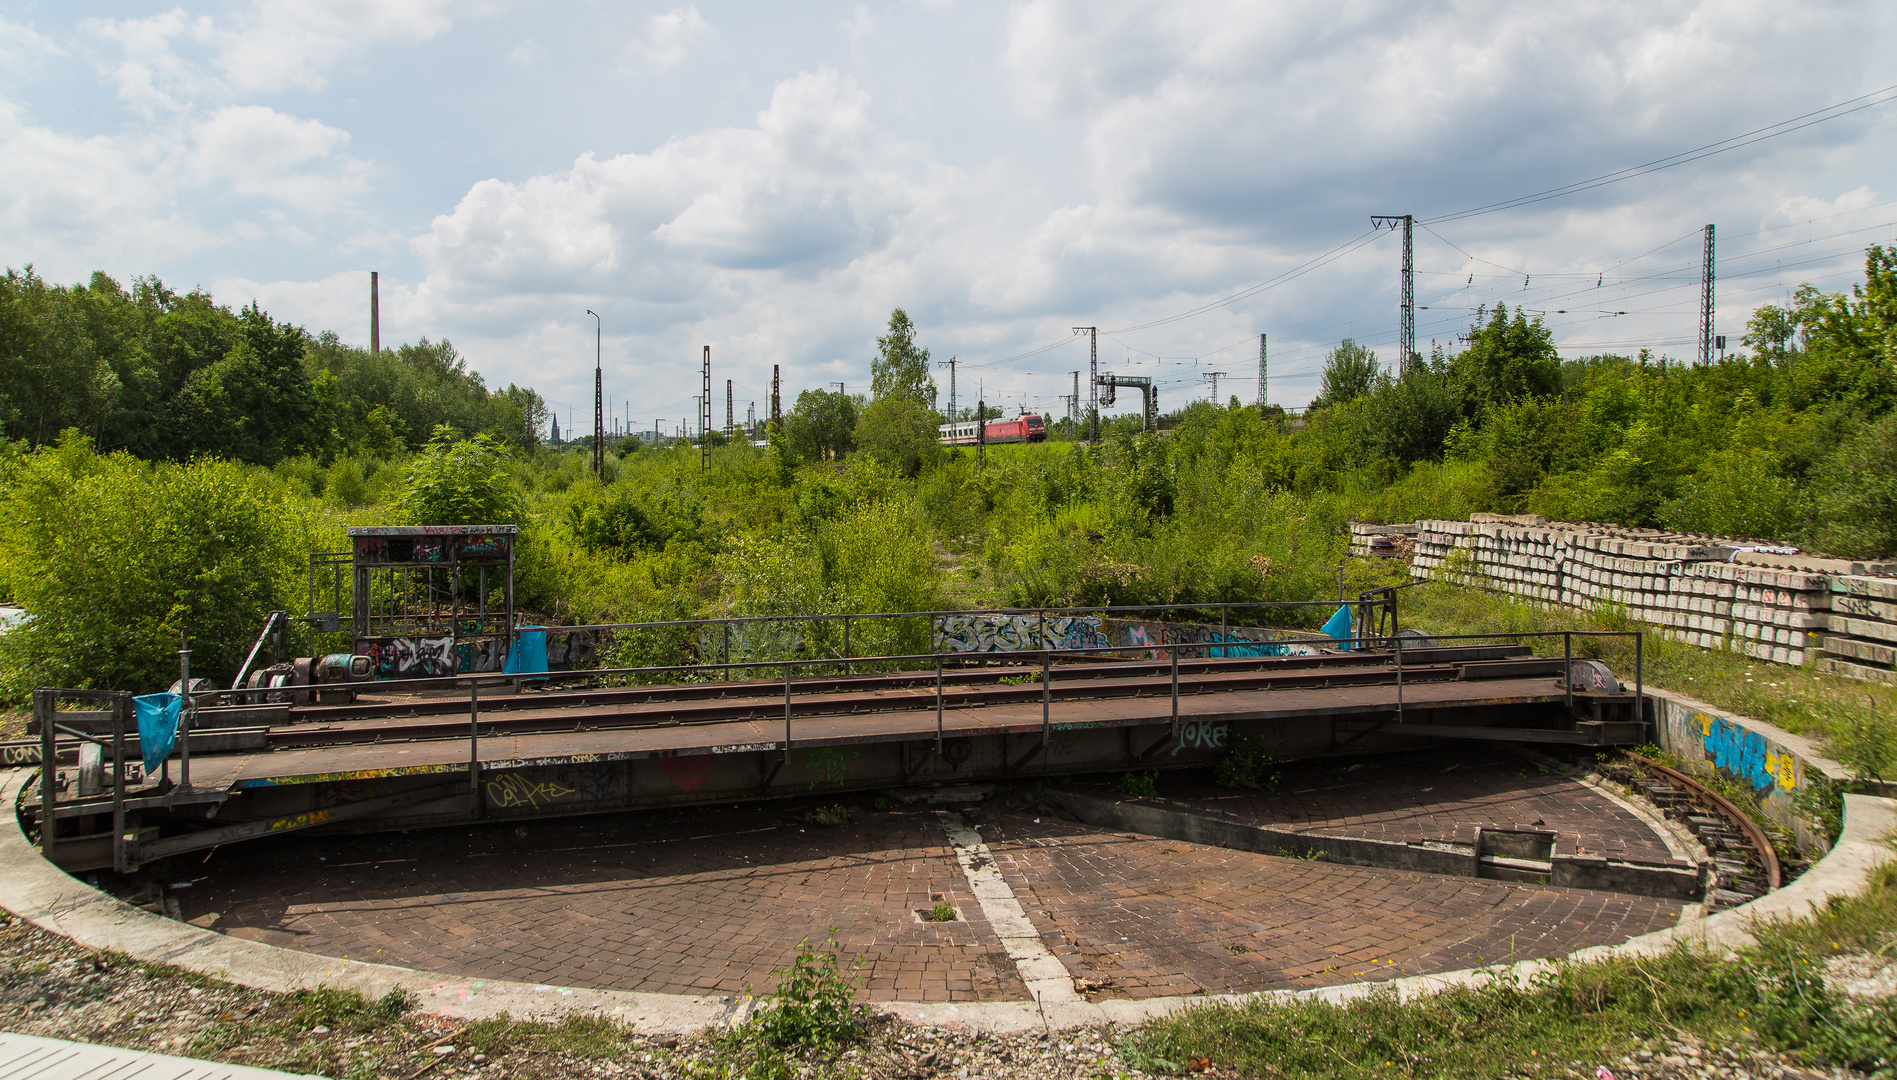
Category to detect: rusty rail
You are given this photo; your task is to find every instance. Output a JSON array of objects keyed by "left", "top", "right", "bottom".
[{"left": 1623, "top": 749, "right": 1780, "bottom": 892}]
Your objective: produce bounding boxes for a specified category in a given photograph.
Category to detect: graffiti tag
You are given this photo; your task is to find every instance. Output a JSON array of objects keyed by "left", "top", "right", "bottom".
[
  {"left": 486, "top": 773, "right": 579, "bottom": 809},
  {"left": 803, "top": 746, "right": 858, "bottom": 789},
  {"left": 1172, "top": 719, "right": 1229, "bottom": 757},
  {"left": 1695, "top": 711, "right": 1798, "bottom": 792}
]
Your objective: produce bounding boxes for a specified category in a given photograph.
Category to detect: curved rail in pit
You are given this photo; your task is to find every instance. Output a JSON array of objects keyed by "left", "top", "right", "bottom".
[{"left": 1622, "top": 749, "right": 1780, "bottom": 892}]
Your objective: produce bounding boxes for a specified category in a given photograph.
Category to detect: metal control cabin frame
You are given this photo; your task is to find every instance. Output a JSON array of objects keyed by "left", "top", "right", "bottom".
[{"left": 309, "top": 525, "right": 518, "bottom": 678}]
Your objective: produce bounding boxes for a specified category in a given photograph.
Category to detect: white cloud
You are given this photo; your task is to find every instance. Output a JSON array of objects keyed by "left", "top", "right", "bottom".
[
  {"left": 0, "top": 98, "right": 368, "bottom": 278},
  {"left": 839, "top": 5, "right": 876, "bottom": 55},
  {"left": 0, "top": 17, "right": 68, "bottom": 73},
  {"left": 0, "top": 99, "right": 220, "bottom": 275},
  {"left": 416, "top": 68, "right": 924, "bottom": 301},
  {"left": 507, "top": 38, "right": 540, "bottom": 66},
  {"left": 628, "top": 6, "right": 714, "bottom": 74},
  {"left": 81, "top": 0, "right": 466, "bottom": 113},
  {"left": 185, "top": 105, "right": 366, "bottom": 209}
]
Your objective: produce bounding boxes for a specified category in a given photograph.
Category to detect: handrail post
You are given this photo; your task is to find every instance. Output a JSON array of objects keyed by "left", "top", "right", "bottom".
[
  {"left": 1634, "top": 631, "right": 1644, "bottom": 733},
  {"left": 1220, "top": 604, "right": 1228, "bottom": 656},
  {"left": 1041, "top": 649, "right": 1051, "bottom": 745},
  {"left": 1038, "top": 609, "right": 1046, "bottom": 652},
  {"left": 1563, "top": 632, "right": 1573, "bottom": 715},
  {"left": 1170, "top": 643, "right": 1180, "bottom": 737},
  {"left": 935, "top": 653, "right": 944, "bottom": 754},
  {"left": 111, "top": 694, "right": 126, "bottom": 873},
  {"left": 178, "top": 630, "right": 192, "bottom": 790},
  {"left": 35, "top": 690, "right": 53, "bottom": 854},
  {"left": 1395, "top": 634, "right": 1404, "bottom": 722},
  {"left": 784, "top": 660, "right": 793, "bottom": 760},
  {"left": 843, "top": 616, "right": 851, "bottom": 667},
  {"left": 469, "top": 680, "right": 480, "bottom": 802},
  {"left": 722, "top": 620, "right": 731, "bottom": 681}
]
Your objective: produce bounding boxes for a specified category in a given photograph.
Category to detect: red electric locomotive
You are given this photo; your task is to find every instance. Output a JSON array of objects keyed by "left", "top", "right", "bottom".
[{"left": 937, "top": 414, "right": 1047, "bottom": 445}]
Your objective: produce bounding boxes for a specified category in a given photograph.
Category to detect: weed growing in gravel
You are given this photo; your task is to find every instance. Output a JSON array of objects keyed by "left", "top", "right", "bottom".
[
  {"left": 925, "top": 899, "right": 957, "bottom": 922},
  {"left": 752, "top": 930, "right": 866, "bottom": 1052},
  {"left": 803, "top": 804, "right": 853, "bottom": 827}
]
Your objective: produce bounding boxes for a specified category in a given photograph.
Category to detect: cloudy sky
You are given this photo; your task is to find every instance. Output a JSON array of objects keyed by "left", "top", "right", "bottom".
[{"left": 4, "top": 1, "right": 1895, "bottom": 433}]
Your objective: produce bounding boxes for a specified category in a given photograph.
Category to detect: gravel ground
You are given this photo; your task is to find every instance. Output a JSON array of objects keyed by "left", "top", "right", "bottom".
[{"left": 0, "top": 908, "right": 1875, "bottom": 1080}]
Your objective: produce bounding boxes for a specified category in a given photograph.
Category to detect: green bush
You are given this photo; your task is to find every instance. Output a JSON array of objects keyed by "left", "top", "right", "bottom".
[
  {"left": 1215, "top": 734, "right": 1280, "bottom": 790},
  {"left": 392, "top": 427, "right": 523, "bottom": 527},
  {"left": 1119, "top": 771, "right": 1158, "bottom": 797},
  {"left": 0, "top": 432, "right": 324, "bottom": 697}
]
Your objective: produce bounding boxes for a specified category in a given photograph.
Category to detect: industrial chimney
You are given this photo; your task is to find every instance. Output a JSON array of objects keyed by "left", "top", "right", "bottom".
[{"left": 370, "top": 271, "right": 381, "bottom": 355}]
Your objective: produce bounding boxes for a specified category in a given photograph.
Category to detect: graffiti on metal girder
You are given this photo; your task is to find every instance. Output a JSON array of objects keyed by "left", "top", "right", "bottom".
[
  {"left": 239, "top": 763, "right": 463, "bottom": 789},
  {"left": 267, "top": 808, "right": 333, "bottom": 832},
  {"left": 803, "top": 746, "right": 858, "bottom": 789},
  {"left": 486, "top": 773, "right": 579, "bottom": 809},
  {"left": 1172, "top": 719, "right": 1229, "bottom": 757},
  {"left": 661, "top": 755, "right": 713, "bottom": 791}
]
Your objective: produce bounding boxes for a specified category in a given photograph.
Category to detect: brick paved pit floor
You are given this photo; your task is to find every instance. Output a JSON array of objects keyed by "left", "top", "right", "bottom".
[{"left": 165, "top": 763, "right": 1686, "bottom": 1004}]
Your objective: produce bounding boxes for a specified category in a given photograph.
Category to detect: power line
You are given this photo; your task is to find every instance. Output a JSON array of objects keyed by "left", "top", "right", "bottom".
[{"left": 1422, "top": 82, "right": 1897, "bottom": 224}]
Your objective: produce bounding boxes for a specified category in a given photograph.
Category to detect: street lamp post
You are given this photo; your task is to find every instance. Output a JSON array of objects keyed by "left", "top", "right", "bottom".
[{"left": 586, "top": 310, "right": 602, "bottom": 478}]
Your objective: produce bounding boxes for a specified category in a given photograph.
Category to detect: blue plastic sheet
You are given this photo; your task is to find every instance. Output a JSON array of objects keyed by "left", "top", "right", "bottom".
[
  {"left": 502, "top": 625, "right": 549, "bottom": 676},
  {"left": 132, "top": 692, "right": 180, "bottom": 774},
  {"left": 1320, "top": 604, "right": 1354, "bottom": 650}
]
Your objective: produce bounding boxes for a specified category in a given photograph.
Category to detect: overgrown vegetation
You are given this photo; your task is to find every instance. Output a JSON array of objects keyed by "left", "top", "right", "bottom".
[{"left": 1125, "top": 862, "right": 1897, "bottom": 1079}]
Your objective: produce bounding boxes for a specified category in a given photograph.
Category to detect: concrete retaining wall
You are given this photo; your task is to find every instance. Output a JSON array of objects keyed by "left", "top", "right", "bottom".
[{"left": 1646, "top": 687, "right": 1854, "bottom": 853}]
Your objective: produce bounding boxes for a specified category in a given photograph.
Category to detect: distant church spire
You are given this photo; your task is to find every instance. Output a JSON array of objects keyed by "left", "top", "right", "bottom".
[{"left": 550, "top": 413, "right": 561, "bottom": 443}]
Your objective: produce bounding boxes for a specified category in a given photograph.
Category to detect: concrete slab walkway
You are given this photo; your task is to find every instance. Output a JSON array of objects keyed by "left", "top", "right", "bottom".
[{"left": 0, "top": 1031, "right": 311, "bottom": 1079}]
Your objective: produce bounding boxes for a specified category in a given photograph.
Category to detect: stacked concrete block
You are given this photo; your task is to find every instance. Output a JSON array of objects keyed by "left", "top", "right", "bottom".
[
  {"left": 1822, "top": 576, "right": 1897, "bottom": 683},
  {"left": 1349, "top": 515, "right": 1895, "bottom": 681}
]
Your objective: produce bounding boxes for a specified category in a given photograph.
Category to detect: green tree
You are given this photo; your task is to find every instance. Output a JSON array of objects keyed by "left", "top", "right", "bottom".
[
  {"left": 1351, "top": 356, "right": 1461, "bottom": 464},
  {"left": 173, "top": 303, "right": 321, "bottom": 464},
  {"left": 1309, "top": 339, "right": 1379, "bottom": 410},
  {"left": 1811, "top": 410, "right": 1897, "bottom": 556},
  {"left": 1450, "top": 302, "right": 1561, "bottom": 417},
  {"left": 871, "top": 308, "right": 936, "bottom": 406},
  {"left": 855, "top": 395, "right": 942, "bottom": 478},
  {"left": 785, "top": 389, "right": 858, "bottom": 462},
  {"left": 392, "top": 427, "right": 524, "bottom": 526}
]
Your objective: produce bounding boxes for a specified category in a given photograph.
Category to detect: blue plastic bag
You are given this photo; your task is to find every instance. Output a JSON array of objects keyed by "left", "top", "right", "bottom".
[
  {"left": 502, "top": 625, "right": 549, "bottom": 676},
  {"left": 133, "top": 692, "right": 181, "bottom": 774},
  {"left": 1320, "top": 605, "right": 1354, "bottom": 650}
]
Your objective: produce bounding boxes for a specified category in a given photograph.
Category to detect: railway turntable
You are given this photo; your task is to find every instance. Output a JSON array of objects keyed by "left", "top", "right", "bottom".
[{"left": 19, "top": 638, "right": 1644, "bottom": 874}]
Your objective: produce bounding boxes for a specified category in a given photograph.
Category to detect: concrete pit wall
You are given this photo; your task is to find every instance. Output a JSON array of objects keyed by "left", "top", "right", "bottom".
[
  {"left": 1349, "top": 516, "right": 1897, "bottom": 683},
  {"left": 1645, "top": 687, "right": 1855, "bottom": 854}
]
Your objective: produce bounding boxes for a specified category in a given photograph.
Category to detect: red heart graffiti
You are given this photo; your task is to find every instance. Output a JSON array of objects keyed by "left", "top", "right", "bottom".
[{"left": 660, "top": 755, "right": 713, "bottom": 791}]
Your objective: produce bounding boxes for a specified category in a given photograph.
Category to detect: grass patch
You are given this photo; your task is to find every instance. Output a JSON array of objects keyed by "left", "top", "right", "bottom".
[
  {"left": 1403, "top": 579, "right": 1897, "bottom": 781},
  {"left": 1126, "top": 861, "right": 1897, "bottom": 1079},
  {"left": 186, "top": 986, "right": 416, "bottom": 1078}
]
